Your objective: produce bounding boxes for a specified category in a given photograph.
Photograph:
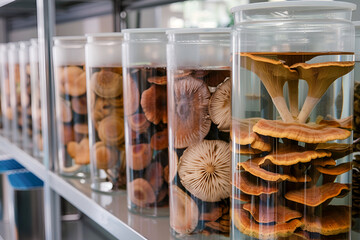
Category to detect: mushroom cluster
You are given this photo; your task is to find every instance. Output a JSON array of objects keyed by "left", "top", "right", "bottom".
[
  {"left": 88, "top": 67, "right": 126, "bottom": 190},
  {"left": 168, "top": 69, "right": 231, "bottom": 237},
  {"left": 232, "top": 52, "right": 354, "bottom": 239},
  {"left": 123, "top": 67, "right": 169, "bottom": 213},
  {"left": 54, "top": 65, "right": 90, "bottom": 175},
  {"left": 353, "top": 82, "right": 360, "bottom": 220}
]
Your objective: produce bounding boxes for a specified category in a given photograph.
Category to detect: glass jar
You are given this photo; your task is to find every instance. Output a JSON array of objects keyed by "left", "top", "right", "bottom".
[
  {"left": 122, "top": 29, "right": 169, "bottom": 216},
  {"left": 19, "top": 41, "right": 32, "bottom": 153},
  {"left": 8, "top": 43, "right": 21, "bottom": 145},
  {"left": 85, "top": 33, "right": 126, "bottom": 193},
  {"left": 167, "top": 28, "right": 231, "bottom": 238},
  {"left": 53, "top": 36, "right": 89, "bottom": 178},
  {"left": 0, "top": 44, "right": 9, "bottom": 138},
  {"left": 30, "top": 39, "right": 43, "bottom": 159},
  {"left": 231, "top": 2, "right": 355, "bottom": 240}
]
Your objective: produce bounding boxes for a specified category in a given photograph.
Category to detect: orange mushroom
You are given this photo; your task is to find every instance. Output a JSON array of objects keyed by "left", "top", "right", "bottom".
[
  {"left": 240, "top": 53, "right": 298, "bottom": 122},
  {"left": 317, "top": 115, "right": 352, "bottom": 129},
  {"left": 291, "top": 61, "right": 354, "bottom": 123},
  {"left": 92, "top": 142, "right": 117, "bottom": 170},
  {"left": 253, "top": 119, "right": 351, "bottom": 143},
  {"left": 147, "top": 75, "right": 167, "bottom": 85},
  {"left": 150, "top": 130, "right": 168, "bottom": 150},
  {"left": 315, "top": 162, "right": 351, "bottom": 176},
  {"left": 315, "top": 143, "right": 352, "bottom": 160},
  {"left": 58, "top": 66, "right": 86, "bottom": 96},
  {"left": 98, "top": 115, "right": 124, "bottom": 146},
  {"left": 140, "top": 84, "right": 167, "bottom": 125},
  {"left": 128, "top": 178, "right": 156, "bottom": 208},
  {"left": 231, "top": 142, "right": 262, "bottom": 155},
  {"left": 128, "top": 144, "right": 152, "bottom": 170},
  {"left": 127, "top": 113, "right": 150, "bottom": 133},
  {"left": 90, "top": 70, "right": 122, "bottom": 98},
  {"left": 311, "top": 158, "right": 336, "bottom": 167},
  {"left": 232, "top": 172, "right": 278, "bottom": 196}
]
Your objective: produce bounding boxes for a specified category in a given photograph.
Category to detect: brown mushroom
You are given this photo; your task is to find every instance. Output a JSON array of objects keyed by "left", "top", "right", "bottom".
[
  {"left": 93, "top": 142, "right": 117, "bottom": 170},
  {"left": 233, "top": 207, "right": 303, "bottom": 239},
  {"left": 66, "top": 138, "right": 90, "bottom": 166},
  {"left": 301, "top": 205, "right": 350, "bottom": 236},
  {"left": 141, "top": 84, "right": 167, "bottom": 125},
  {"left": 58, "top": 66, "right": 86, "bottom": 96},
  {"left": 315, "top": 162, "right": 351, "bottom": 176},
  {"left": 291, "top": 61, "right": 354, "bottom": 123},
  {"left": 128, "top": 178, "right": 156, "bottom": 208},
  {"left": 123, "top": 76, "right": 140, "bottom": 116},
  {"left": 285, "top": 182, "right": 349, "bottom": 207},
  {"left": 172, "top": 76, "right": 211, "bottom": 148},
  {"left": 61, "top": 100, "right": 72, "bottom": 123},
  {"left": 311, "top": 158, "right": 336, "bottom": 167},
  {"left": 61, "top": 125, "right": 74, "bottom": 145},
  {"left": 145, "top": 162, "right": 163, "bottom": 192},
  {"left": 170, "top": 185, "right": 199, "bottom": 235},
  {"left": 242, "top": 202, "right": 302, "bottom": 224},
  {"left": 315, "top": 143, "right": 352, "bottom": 160},
  {"left": 253, "top": 119, "right": 351, "bottom": 143},
  {"left": 147, "top": 76, "right": 167, "bottom": 85},
  {"left": 90, "top": 70, "right": 122, "bottom": 98},
  {"left": 232, "top": 172, "right": 278, "bottom": 196},
  {"left": 127, "top": 113, "right": 150, "bottom": 133},
  {"left": 98, "top": 115, "right": 124, "bottom": 146},
  {"left": 150, "top": 130, "right": 168, "bottom": 150},
  {"left": 317, "top": 115, "right": 352, "bottom": 129},
  {"left": 199, "top": 207, "right": 223, "bottom": 221},
  {"left": 128, "top": 144, "right": 152, "bottom": 170},
  {"left": 233, "top": 191, "right": 252, "bottom": 202},
  {"left": 74, "top": 123, "right": 88, "bottom": 135},
  {"left": 178, "top": 140, "right": 231, "bottom": 202},
  {"left": 240, "top": 53, "right": 298, "bottom": 122},
  {"left": 231, "top": 142, "right": 262, "bottom": 155},
  {"left": 209, "top": 79, "right": 231, "bottom": 131},
  {"left": 204, "top": 221, "right": 229, "bottom": 233},
  {"left": 71, "top": 95, "right": 87, "bottom": 115}
]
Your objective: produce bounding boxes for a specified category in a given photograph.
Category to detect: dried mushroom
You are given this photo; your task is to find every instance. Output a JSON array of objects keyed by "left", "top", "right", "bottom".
[
  {"left": 170, "top": 186, "right": 199, "bottom": 235},
  {"left": 253, "top": 119, "right": 351, "bottom": 143},
  {"left": 128, "top": 178, "right": 156, "bottom": 208},
  {"left": 150, "top": 130, "right": 168, "bottom": 150},
  {"left": 312, "top": 158, "right": 336, "bottom": 167},
  {"left": 93, "top": 142, "right": 117, "bottom": 170},
  {"left": 147, "top": 75, "right": 167, "bottom": 85},
  {"left": 61, "top": 100, "right": 72, "bottom": 123},
  {"left": 58, "top": 66, "right": 85, "bottom": 96},
  {"left": 128, "top": 144, "right": 152, "bottom": 170},
  {"left": 98, "top": 115, "right": 124, "bottom": 146},
  {"left": 128, "top": 113, "right": 150, "bottom": 133},
  {"left": 233, "top": 172, "right": 278, "bottom": 196},
  {"left": 315, "top": 143, "right": 352, "bottom": 160},
  {"left": 291, "top": 61, "right": 354, "bottom": 123},
  {"left": 285, "top": 182, "right": 349, "bottom": 207},
  {"left": 231, "top": 118, "right": 263, "bottom": 145},
  {"left": 90, "top": 70, "right": 122, "bottom": 98},
  {"left": 124, "top": 76, "right": 140, "bottom": 116},
  {"left": 315, "top": 162, "right": 351, "bottom": 176},
  {"left": 178, "top": 140, "right": 231, "bottom": 202},
  {"left": 141, "top": 84, "right": 167, "bottom": 125},
  {"left": 231, "top": 142, "right": 262, "bottom": 155},
  {"left": 318, "top": 115, "right": 352, "bottom": 129},
  {"left": 71, "top": 95, "right": 88, "bottom": 115},
  {"left": 209, "top": 79, "right": 231, "bottom": 131},
  {"left": 74, "top": 123, "right": 88, "bottom": 135},
  {"left": 172, "top": 76, "right": 211, "bottom": 148}
]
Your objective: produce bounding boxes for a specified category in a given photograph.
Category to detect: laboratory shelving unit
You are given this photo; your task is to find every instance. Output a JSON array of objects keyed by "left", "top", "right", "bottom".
[{"left": 0, "top": 0, "right": 184, "bottom": 239}]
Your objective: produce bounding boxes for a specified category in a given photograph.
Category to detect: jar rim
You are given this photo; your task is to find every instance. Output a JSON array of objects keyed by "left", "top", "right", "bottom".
[
  {"left": 166, "top": 28, "right": 231, "bottom": 35},
  {"left": 122, "top": 28, "right": 170, "bottom": 34},
  {"left": 53, "top": 36, "right": 86, "bottom": 45},
  {"left": 85, "top": 32, "right": 123, "bottom": 38},
  {"left": 231, "top": 1, "right": 356, "bottom": 13}
]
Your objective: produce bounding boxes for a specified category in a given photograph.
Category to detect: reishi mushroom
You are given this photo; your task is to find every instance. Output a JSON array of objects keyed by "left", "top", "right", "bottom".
[
  {"left": 127, "top": 113, "right": 150, "bottom": 133},
  {"left": 150, "top": 130, "right": 168, "bottom": 150},
  {"left": 58, "top": 66, "right": 86, "bottom": 96},
  {"left": 209, "top": 78, "right": 231, "bottom": 131},
  {"left": 232, "top": 172, "right": 278, "bottom": 196},
  {"left": 93, "top": 142, "right": 117, "bottom": 170},
  {"left": 128, "top": 144, "right": 152, "bottom": 170},
  {"left": 128, "top": 178, "right": 156, "bottom": 208},
  {"left": 90, "top": 70, "right": 122, "bottom": 98},
  {"left": 98, "top": 115, "right": 124, "bottom": 146}
]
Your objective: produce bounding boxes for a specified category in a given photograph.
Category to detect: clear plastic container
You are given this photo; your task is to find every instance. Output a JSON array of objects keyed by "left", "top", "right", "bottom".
[
  {"left": 0, "top": 44, "right": 9, "bottom": 138},
  {"left": 85, "top": 33, "right": 126, "bottom": 193},
  {"left": 19, "top": 41, "right": 32, "bottom": 153},
  {"left": 231, "top": 2, "right": 355, "bottom": 240},
  {"left": 29, "top": 39, "right": 43, "bottom": 159},
  {"left": 53, "top": 36, "right": 89, "bottom": 178},
  {"left": 8, "top": 43, "right": 21, "bottom": 145},
  {"left": 167, "top": 28, "right": 231, "bottom": 239},
  {"left": 122, "top": 29, "right": 169, "bottom": 216}
]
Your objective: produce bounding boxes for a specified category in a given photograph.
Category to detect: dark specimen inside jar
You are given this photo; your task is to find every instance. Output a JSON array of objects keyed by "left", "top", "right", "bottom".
[
  {"left": 168, "top": 68, "right": 232, "bottom": 237},
  {"left": 232, "top": 52, "right": 354, "bottom": 240},
  {"left": 23, "top": 64, "right": 32, "bottom": 142}
]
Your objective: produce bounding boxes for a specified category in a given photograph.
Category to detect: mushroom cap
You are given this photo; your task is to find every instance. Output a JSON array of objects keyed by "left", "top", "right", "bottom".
[
  {"left": 67, "top": 138, "right": 90, "bottom": 165},
  {"left": 145, "top": 162, "right": 164, "bottom": 192},
  {"left": 172, "top": 76, "right": 211, "bottom": 148},
  {"left": 315, "top": 162, "right": 351, "bottom": 176},
  {"left": 209, "top": 79, "right": 231, "bottom": 132},
  {"left": 318, "top": 115, "right": 352, "bottom": 129},
  {"left": 98, "top": 115, "right": 124, "bottom": 146},
  {"left": 239, "top": 158, "right": 311, "bottom": 183},
  {"left": 71, "top": 95, "right": 88, "bottom": 115},
  {"left": 93, "top": 142, "right": 118, "bottom": 169},
  {"left": 233, "top": 207, "right": 303, "bottom": 239},
  {"left": 128, "top": 178, "right": 156, "bottom": 208},
  {"left": 178, "top": 140, "right": 231, "bottom": 202},
  {"left": 147, "top": 76, "right": 167, "bottom": 85},
  {"left": 128, "top": 144, "right": 153, "bottom": 170},
  {"left": 253, "top": 119, "right": 351, "bottom": 143},
  {"left": 311, "top": 158, "right": 336, "bottom": 167},
  {"left": 140, "top": 84, "right": 167, "bottom": 125},
  {"left": 232, "top": 172, "right": 278, "bottom": 196},
  {"left": 170, "top": 185, "right": 199, "bottom": 235},
  {"left": 90, "top": 70, "right": 122, "bottom": 98},
  {"left": 61, "top": 100, "right": 72, "bottom": 123},
  {"left": 74, "top": 123, "right": 88, "bottom": 135},
  {"left": 231, "top": 118, "right": 263, "bottom": 145},
  {"left": 61, "top": 125, "right": 75, "bottom": 145},
  {"left": 123, "top": 76, "right": 140, "bottom": 116},
  {"left": 231, "top": 142, "right": 262, "bottom": 155},
  {"left": 150, "top": 130, "right": 168, "bottom": 150},
  {"left": 58, "top": 66, "right": 86, "bottom": 96},
  {"left": 233, "top": 191, "right": 252, "bottom": 202},
  {"left": 242, "top": 202, "right": 302, "bottom": 224},
  {"left": 128, "top": 113, "right": 150, "bottom": 133},
  {"left": 285, "top": 182, "right": 349, "bottom": 207},
  {"left": 315, "top": 143, "right": 352, "bottom": 160},
  {"left": 301, "top": 205, "right": 350, "bottom": 236}
]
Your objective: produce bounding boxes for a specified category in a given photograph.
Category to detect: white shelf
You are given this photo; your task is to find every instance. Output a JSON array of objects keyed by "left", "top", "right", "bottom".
[{"left": 0, "top": 136, "right": 170, "bottom": 240}]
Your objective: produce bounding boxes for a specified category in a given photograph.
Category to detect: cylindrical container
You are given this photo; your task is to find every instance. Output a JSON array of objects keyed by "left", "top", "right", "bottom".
[
  {"left": 19, "top": 41, "right": 32, "bottom": 153},
  {"left": 29, "top": 39, "right": 43, "bottom": 159},
  {"left": 231, "top": 2, "right": 355, "bottom": 240},
  {"left": 122, "top": 29, "right": 169, "bottom": 216},
  {"left": 53, "top": 36, "right": 89, "bottom": 178},
  {"left": 0, "top": 44, "right": 10, "bottom": 138},
  {"left": 8, "top": 43, "right": 21, "bottom": 145},
  {"left": 85, "top": 33, "right": 126, "bottom": 193},
  {"left": 167, "top": 29, "right": 231, "bottom": 238}
]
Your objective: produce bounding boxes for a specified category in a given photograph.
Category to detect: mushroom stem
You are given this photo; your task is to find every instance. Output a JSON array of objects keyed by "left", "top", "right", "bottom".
[
  {"left": 298, "top": 96, "right": 320, "bottom": 123},
  {"left": 272, "top": 96, "right": 294, "bottom": 122},
  {"left": 287, "top": 80, "right": 299, "bottom": 117}
]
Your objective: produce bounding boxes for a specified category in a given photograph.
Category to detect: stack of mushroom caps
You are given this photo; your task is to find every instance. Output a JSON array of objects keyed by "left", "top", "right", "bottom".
[
  {"left": 353, "top": 82, "right": 360, "bottom": 218},
  {"left": 232, "top": 53, "right": 354, "bottom": 239}
]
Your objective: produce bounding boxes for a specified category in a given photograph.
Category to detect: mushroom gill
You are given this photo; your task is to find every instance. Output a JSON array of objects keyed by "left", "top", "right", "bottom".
[
  {"left": 172, "top": 76, "right": 211, "bottom": 148},
  {"left": 291, "top": 61, "right": 354, "bottom": 123},
  {"left": 209, "top": 78, "right": 231, "bottom": 132},
  {"left": 140, "top": 84, "right": 167, "bottom": 125},
  {"left": 178, "top": 140, "right": 230, "bottom": 202},
  {"left": 240, "top": 53, "right": 298, "bottom": 122}
]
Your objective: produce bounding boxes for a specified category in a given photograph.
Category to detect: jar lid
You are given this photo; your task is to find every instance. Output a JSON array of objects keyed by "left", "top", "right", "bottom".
[
  {"left": 231, "top": 1, "right": 356, "bottom": 13},
  {"left": 166, "top": 28, "right": 230, "bottom": 35},
  {"left": 122, "top": 28, "right": 169, "bottom": 34},
  {"left": 86, "top": 32, "right": 123, "bottom": 43},
  {"left": 53, "top": 36, "right": 86, "bottom": 46},
  {"left": 123, "top": 28, "right": 169, "bottom": 42}
]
